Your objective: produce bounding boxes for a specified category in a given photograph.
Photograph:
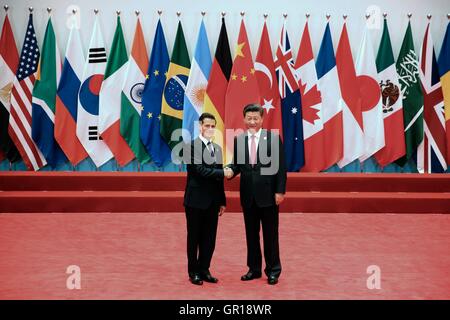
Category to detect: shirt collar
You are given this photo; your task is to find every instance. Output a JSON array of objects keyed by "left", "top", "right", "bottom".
[
  {"left": 247, "top": 128, "right": 262, "bottom": 140},
  {"left": 199, "top": 134, "right": 212, "bottom": 146}
]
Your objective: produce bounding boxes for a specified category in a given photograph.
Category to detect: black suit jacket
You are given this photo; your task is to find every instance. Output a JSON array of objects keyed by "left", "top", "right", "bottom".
[
  {"left": 229, "top": 129, "right": 287, "bottom": 208},
  {"left": 183, "top": 138, "right": 226, "bottom": 210}
]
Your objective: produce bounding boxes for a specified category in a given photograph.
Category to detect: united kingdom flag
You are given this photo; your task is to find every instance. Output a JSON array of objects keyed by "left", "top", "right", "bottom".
[
  {"left": 275, "top": 23, "right": 304, "bottom": 172},
  {"left": 417, "top": 23, "right": 447, "bottom": 173}
]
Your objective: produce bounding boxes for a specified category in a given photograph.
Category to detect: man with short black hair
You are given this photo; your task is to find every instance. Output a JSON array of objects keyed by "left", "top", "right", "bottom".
[
  {"left": 226, "top": 103, "right": 287, "bottom": 285},
  {"left": 183, "top": 112, "right": 226, "bottom": 285}
]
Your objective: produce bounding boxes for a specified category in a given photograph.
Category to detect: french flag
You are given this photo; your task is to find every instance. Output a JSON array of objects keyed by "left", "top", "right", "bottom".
[{"left": 55, "top": 25, "right": 88, "bottom": 166}]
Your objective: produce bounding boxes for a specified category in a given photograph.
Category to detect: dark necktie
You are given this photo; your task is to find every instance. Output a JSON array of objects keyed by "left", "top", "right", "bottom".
[{"left": 207, "top": 141, "right": 215, "bottom": 158}]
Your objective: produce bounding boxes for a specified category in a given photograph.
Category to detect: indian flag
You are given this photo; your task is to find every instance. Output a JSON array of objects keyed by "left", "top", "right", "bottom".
[{"left": 120, "top": 17, "right": 151, "bottom": 164}]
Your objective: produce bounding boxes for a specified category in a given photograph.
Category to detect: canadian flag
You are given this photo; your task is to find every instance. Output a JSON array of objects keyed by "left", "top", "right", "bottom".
[{"left": 295, "top": 21, "right": 326, "bottom": 172}]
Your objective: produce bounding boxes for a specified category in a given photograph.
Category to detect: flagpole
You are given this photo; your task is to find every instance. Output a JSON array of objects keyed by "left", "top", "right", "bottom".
[{"left": 4, "top": 4, "right": 11, "bottom": 171}]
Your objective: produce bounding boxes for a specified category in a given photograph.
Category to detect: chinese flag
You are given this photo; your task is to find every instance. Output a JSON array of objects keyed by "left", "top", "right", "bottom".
[{"left": 224, "top": 19, "right": 260, "bottom": 163}]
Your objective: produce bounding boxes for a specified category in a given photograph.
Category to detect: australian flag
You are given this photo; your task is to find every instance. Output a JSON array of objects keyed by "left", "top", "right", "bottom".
[
  {"left": 275, "top": 24, "right": 304, "bottom": 171},
  {"left": 140, "top": 20, "right": 171, "bottom": 168}
]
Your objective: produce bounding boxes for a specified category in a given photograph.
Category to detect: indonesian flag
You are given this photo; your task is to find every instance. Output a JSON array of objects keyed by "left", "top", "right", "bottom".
[
  {"left": 295, "top": 21, "right": 326, "bottom": 172},
  {"left": 335, "top": 21, "right": 364, "bottom": 168}
]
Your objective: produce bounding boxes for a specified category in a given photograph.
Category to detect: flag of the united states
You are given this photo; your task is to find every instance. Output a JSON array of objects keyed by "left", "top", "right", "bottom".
[{"left": 8, "top": 14, "right": 46, "bottom": 170}]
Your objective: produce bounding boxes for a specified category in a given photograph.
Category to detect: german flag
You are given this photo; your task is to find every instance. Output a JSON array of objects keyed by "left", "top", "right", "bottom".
[{"left": 203, "top": 17, "right": 232, "bottom": 152}]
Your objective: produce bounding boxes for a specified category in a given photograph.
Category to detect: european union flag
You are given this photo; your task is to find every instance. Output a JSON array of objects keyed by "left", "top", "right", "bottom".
[{"left": 140, "top": 20, "right": 171, "bottom": 167}]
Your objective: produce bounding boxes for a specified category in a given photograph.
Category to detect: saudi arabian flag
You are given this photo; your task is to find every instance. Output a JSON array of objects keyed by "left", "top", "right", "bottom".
[
  {"left": 395, "top": 22, "right": 424, "bottom": 166},
  {"left": 160, "top": 21, "right": 190, "bottom": 150},
  {"left": 120, "top": 18, "right": 151, "bottom": 164}
]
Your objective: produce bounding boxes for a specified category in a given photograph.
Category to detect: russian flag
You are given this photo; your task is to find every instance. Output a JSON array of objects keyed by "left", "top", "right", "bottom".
[{"left": 55, "top": 25, "right": 88, "bottom": 166}]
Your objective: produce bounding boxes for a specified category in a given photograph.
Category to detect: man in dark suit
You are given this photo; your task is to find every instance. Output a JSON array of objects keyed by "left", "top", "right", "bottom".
[
  {"left": 225, "top": 104, "right": 287, "bottom": 285},
  {"left": 183, "top": 113, "right": 226, "bottom": 285}
]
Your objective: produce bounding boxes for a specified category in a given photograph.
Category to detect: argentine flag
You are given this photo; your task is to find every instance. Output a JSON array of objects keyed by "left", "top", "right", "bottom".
[{"left": 182, "top": 20, "right": 212, "bottom": 142}]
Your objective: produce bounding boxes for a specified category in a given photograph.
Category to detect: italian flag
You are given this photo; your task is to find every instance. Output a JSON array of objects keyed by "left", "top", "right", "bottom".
[{"left": 99, "top": 16, "right": 134, "bottom": 167}]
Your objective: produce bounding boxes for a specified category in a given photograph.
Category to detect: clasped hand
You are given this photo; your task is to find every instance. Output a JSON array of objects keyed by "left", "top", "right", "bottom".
[{"left": 223, "top": 167, "right": 234, "bottom": 179}]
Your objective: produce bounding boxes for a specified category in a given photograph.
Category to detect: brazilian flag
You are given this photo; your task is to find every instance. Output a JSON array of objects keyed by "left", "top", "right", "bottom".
[{"left": 160, "top": 21, "right": 190, "bottom": 150}]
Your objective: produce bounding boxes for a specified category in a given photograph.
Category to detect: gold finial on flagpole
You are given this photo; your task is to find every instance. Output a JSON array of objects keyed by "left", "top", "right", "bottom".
[
  {"left": 326, "top": 14, "right": 331, "bottom": 20},
  {"left": 427, "top": 14, "right": 432, "bottom": 20},
  {"left": 306, "top": 13, "right": 310, "bottom": 20},
  {"left": 201, "top": 11, "right": 206, "bottom": 17},
  {"left": 116, "top": 10, "right": 121, "bottom": 16},
  {"left": 221, "top": 12, "right": 226, "bottom": 17},
  {"left": 157, "top": 10, "right": 162, "bottom": 16},
  {"left": 135, "top": 10, "right": 140, "bottom": 17},
  {"left": 94, "top": 9, "right": 99, "bottom": 15},
  {"left": 176, "top": 11, "right": 181, "bottom": 19},
  {"left": 407, "top": 13, "right": 412, "bottom": 19},
  {"left": 72, "top": 9, "right": 77, "bottom": 15},
  {"left": 263, "top": 13, "right": 268, "bottom": 20},
  {"left": 47, "top": 7, "right": 52, "bottom": 15},
  {"left": 365, "top": 13, "right": 370, "bottom": 20},
  {"left": 4, "top": 5, "right": 9, "bottom": 12},
  {"left": 383, "top": 12, "right": 387, "bottom": 19},
  {"left": 29, "top": 7, "right": 34, "bottom": 13},
  {"left": 240, "top": 11, "right": 245, "bottom": 17},
  {"left": 343, "top": 14, "right": 348, "bottom": 20}
]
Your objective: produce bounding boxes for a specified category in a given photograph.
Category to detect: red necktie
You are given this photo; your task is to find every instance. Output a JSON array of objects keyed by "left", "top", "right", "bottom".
[{"left": 250, "top": 135, "right": 256, "bottom": 165}]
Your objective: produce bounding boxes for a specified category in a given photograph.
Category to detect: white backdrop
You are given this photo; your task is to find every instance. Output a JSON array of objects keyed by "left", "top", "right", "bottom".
[{"left": 2, "top": 0, "right": 450, "bottom": 65}]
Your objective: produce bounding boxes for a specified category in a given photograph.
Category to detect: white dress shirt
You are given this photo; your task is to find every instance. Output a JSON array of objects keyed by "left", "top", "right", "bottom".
[{"left": 247, "top": 128, "right": 262, "bottom": 157}]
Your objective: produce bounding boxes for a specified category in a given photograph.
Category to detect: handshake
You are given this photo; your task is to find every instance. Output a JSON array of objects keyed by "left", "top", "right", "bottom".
[{"left": 223, "top": 167, "right": 234, "bottom": 179}]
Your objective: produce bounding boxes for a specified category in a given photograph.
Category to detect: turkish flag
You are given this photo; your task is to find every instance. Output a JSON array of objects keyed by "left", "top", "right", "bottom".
[{"left": 255, "top": 22, "right": 282, "bottom": 137}]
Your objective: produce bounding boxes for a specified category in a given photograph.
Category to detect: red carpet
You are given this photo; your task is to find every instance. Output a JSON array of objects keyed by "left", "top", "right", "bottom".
[
  {"left": 1, "top": 172, "right": 450, "bottom": 213},
  {"left": 0, "top": 211, "right": 449, "bottom": 299}
]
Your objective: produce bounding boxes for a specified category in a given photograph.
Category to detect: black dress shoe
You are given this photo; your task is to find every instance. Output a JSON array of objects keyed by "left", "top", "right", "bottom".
[
  {"left": 189, "top": 274, "right": 203, "bottom": 285},
  {"left": 241, "top": 271, "right": 262, "bottom": 281},
  {"left": 268, "top": 275, "right": 278, "bottom": 285},
  {"left": 201, "top": 273, "right": 218, "bottom": 283}
]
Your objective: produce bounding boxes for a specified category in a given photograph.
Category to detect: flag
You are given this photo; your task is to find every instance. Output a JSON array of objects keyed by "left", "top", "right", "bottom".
[
  {"left": 55, "top": 23, "right": 88, "bottom": 166},
  {"left": 316, "top": 22, "right": 343, "bottom": 170},
  {"left": 182, "top": 20, "right": 212, "bottom": 142},
  {"left": 120, "top": 17, "right": 151, "bottom": 164},
  {"left": 140, "top": 20, "right": 171, "bottom": 167},
  {"left": 374, "top": 18, "right": 406, "bottom": 167},
  {"left": 395, "top": 22, "right": 423, "bottom": 166},
  {"left": 203, "top": 18, "right": 232, "bottom": 152},
  {"left": 9, "top": 13, "right": 46, "bottom": 170},
  {"left": 335, "top": 22, "right": 364, "bottom": 168},
  {"left": 225, "top": 20, "right": 260, "bottom": 163},
  {"left": 160, "top": 21, "right": 190, "bottom": 150},
  {"left": 255, "top": 22, "right": 282, "bottom": 136},
  {"left": 295, "top": 21, "right": 325, "bottom": 172},
  {"left": 31, "top": 17, "right": 66, "bottom": 168},
  {"left": 417, "top": 23, "right": 447, "bottom": 173},
  {"left": 77, "top": 17, "right": 113, "bottom": 167},
  {"left": 275, "top": 23, "right": 303, "bottom": 171},
  {"left": 99, "top": 16, "right": 134, "bottom": 167},
  {"left": 355, "top": 26, "right": 385, "bottom": 162},
  {"left": 0, "top": 14, "right": 20, "bottom": 162},
  {"left": 438, "top": 20, "right": 450, "bottom": 164}
]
